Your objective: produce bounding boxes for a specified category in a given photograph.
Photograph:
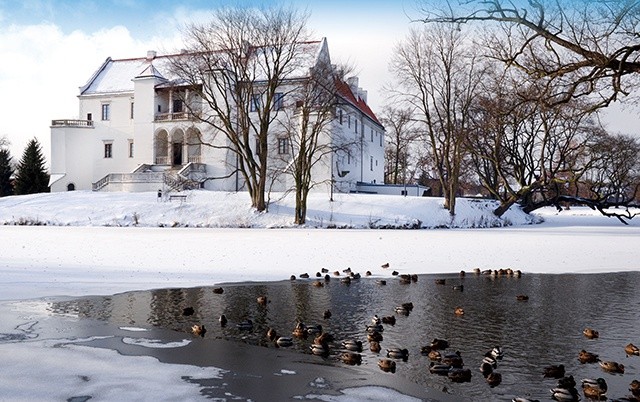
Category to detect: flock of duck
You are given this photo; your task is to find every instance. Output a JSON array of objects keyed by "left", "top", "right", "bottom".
[{"left": 183, "top": 265, "right": 639, "bottom": 401}]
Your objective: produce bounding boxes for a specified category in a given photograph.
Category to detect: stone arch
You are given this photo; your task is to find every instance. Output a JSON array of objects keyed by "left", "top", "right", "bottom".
[
  {"left": 155, "top": 129, "right": 169, "bottom": 165},
  {"left": 186, "top": 127, "right": 202, "bottom": 163},
  {"left": 171, "top": 128, "right": 185, "bottom": 166}
]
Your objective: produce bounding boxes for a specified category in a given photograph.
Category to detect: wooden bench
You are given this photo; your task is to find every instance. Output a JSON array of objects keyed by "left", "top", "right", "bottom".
[{"left": 169, "top": 194, "right": 188, "bottom": 202}]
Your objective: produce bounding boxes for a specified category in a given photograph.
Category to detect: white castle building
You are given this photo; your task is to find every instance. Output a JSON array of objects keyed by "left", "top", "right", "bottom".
[{"left": 49, "top": 38, "right": 385, "bottom": 194}]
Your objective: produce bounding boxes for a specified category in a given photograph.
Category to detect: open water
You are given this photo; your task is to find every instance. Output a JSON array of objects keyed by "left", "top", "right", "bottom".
[{"left": 49, "top": 271, "right": 640, "bottom": 401}]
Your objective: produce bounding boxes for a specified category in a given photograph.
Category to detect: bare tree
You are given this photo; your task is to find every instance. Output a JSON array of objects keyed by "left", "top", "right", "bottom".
[
  {"left": 417, "top": 0, "right": 640, "bottom": 109},
  {"left": 390, "top": 24, "right": 485, "bottom": 215},
  {"left": 380, "top": 106, "right": 421, "bottom": 185},
  {"left": 169, "top": 6, "right": 310, "bottom": 212}
]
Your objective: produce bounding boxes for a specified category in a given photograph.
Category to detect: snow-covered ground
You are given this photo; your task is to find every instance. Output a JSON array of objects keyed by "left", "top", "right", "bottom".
[{"left": 0, "top": 190, "right": 638, "bottom": 401}]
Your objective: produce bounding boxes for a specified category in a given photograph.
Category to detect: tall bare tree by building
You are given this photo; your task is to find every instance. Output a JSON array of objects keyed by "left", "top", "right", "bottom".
[
  {"left": 390, "top": 24, "right": 485, "bottom": 215},
  {"left": 380, "top": 106, "right": 421, "bottom": 186},
  {"left": 169, "top": 6, "right": 310, "bottom": 212}
]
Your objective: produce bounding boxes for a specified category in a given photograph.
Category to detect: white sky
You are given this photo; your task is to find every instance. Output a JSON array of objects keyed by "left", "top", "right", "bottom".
[{"left": 0, "top": 1, "right": 637, "bottom": 165}]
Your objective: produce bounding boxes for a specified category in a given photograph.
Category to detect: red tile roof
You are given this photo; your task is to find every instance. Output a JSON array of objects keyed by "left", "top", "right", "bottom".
[{"left": 336, "top": 80, "right": 382, "bottom": 127}]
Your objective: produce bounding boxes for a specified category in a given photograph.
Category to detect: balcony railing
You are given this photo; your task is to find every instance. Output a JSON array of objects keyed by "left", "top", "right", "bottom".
[
  {"left": 51, "top": 119, "right": 94, "bottom": 128},
  {"left": 155, "top": 112, "right": 193, "bottom": 121}
]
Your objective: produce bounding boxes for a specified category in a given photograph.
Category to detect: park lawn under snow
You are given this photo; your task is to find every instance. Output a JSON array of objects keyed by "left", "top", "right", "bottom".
[{"left": 0, "top": 190, "right": 537, "bottom": 228}]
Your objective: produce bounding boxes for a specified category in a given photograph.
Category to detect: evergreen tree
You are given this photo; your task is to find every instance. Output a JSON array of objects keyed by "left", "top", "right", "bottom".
[
  {"left": 13, "top": 138, "right": 49, "bottom": 195},
  {"left": 0, "top": 147, "right": 13, "bottom": 197}
]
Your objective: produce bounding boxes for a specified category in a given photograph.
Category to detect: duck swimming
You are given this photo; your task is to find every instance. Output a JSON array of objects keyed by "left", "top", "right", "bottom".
[
  {"left": 381, "top": 315, "right": 396, "bottom": 325},
  {"left": 543, "top": 364, "right": 565, "bottom": 378},
  {"left": 448, "top": 368, "right": 472, "bottom": 383},
  {"left": 625, "top": 343, "right": 640, "bottom": 356},
  {"left": 630, "top": 379, "right": 640, "bottom": 397},
  {"left": 581, "top": 377, "right": 607, "bottom": 399},
  {"left": 578, "top": 349, "right": 599, "bottom": 364},
  {"left": 386, "top": 348, "right": 409, "bottom": 360},
  {"left": 599, "top": 360, "right": 624, "bottom": 374},
  {"left": 430, "top": 338, "right": 450, "bottom": 350},
  {"left": 276, "top": 336, "right": 293, "bottom": 347},
  {"left": 310, "top": 343, "right": 329, "bottom": 356},
  {"left": 378, "top": 359, "right": 396, "bottom": 373},
  {"left": 369, "top": 341, "right": 381, "bottom": 353},
  {"left": 486, "top": 372, "right": 502, "bottom": 387},
  {"left": 219, "top": 314, "right": 227, "bottom": 327},
  {"left": 454, "top": 307, "right": 465, "bottom": 316},
  {"left": 583, "top": 328, "right": 599, "bottom": 339},
  {"left": 550, "top": 387, "right": 579, "bottom": 401},
  {"left": 191, "top": 324, "right": 206, "bottom": 337},
  {"left": 342, "top": 339, "right": 363, "bottom": 352},
  {"left": 441, "top": 351, "right": 463, "bottom": 368},
  {"left": 429, "top": 362, "right": 451, "bottom": 375},
  {"left": 340, "top": 352, "right": 362, "bottom": 365},
  {"left": 236, "top": 319, "right": 253, "bottom": 331},
  {"left": 491, "top": 346, "right": 504, "bottom": 360}
]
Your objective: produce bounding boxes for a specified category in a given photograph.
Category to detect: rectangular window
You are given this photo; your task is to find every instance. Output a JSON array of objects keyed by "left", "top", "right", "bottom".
[
  {"left": 348, "top": 115, "right": 351, "bottom": 128},
  {"left": 379, "top": 131, "right": 383, "bottom": 147},
  {"left": 255, "top": 138, "right": 260, "bottom": 156},
  {"left": 355, "top": 120, "right": 358, "bottom": 134},
  {"left": 278, "top": 138, "right": 289, "bottom": 154},
  {"left": 87, "top": 113, "right": 92, "bottom": 121},
  {"left": 251, "top": 94, "right": 261, "bottom": 112},
  {"left": 273, "top": 93, "right": 284, "bottom": 111},
  {"left": 173, "top": 99, "right": 183, "bottom": 113},
  {"left": 157, "top": 105, "right": 161, "bottom": 113},
  {"left": 370, "top": 156, "right": 373, "bottom": 171},
  {"left": 339, "top": 110, "right": 343, "bottom": 124},
  {"left": 370, "top": 128, "right": 374, "bottom": 142},
  {"left": 104, "top": 143, "right": 113, "bottom": 158},
  {"left": 101, "top": 104, "right": 110, "bottom": 121},
  {"left": 128, "top": 140, "right": 134, "bottom": 158},
  {"left": 130, "top": 102, "right": 134, "bottom": 119},
  {"left": 347, "top": 151, "right": 351, "bottom": 164}
]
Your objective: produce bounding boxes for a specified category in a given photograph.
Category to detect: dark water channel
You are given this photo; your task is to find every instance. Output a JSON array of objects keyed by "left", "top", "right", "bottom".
[{"left": 49, "top": 272, "right": 640, "bottom": 401}]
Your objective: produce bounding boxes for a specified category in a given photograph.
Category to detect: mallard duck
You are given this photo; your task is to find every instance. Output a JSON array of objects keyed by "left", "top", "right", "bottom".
[
  {"left": 452, "top": 284, "right": 464, "bottom": 291},
  {"left": 342, "top": 339, "right": 363, "bottom": 352},
  {"left": 386, "top": 348, "right": 409, "bottom": 360},
  {"left": 323, "top": 309, "right": 332, "bottom": 319},
  {"left": 256, "top": 296, "right": 268, "bottom": 306},
  {"left": 371, "top": 315, "right": 381, "bottom": 325},
  {"left": 306, "top": 324, "right": 323, "bottom": 335},
  {"left": 276, "top": 336, "right": 293, "bottom": 347},
  {"left": 219, "top": 314, "right": 228, "bottom": 327},
  {"left": 236, "top": 319, "right": 253, "bottom": 331},
  {"left": 310, "top": 343, "right": 329, "bottom": 356},
  {"left": 369, "top": 341, "right": 381, "bottom": 353},
  {"left": 366, "top": 324, "right": 384, "bottom": 333},
  {"left": 581, "top": 378, "right": 607, "bottom": 397},
  {"left": 448, "top": 368, "right": 472, "bottom": 383},
  {"left": 182, "top": 307, "right": 194, "bottom": 316},
  {"left": 333, "top": 270, "right": 340, "bottom": 276},
  {"left": 482, "top": 352, "right": 498, "bottom": 368},
  {"left": 340, "top": 352, "right": 362, "bottom": 365},
  {"left": 557, "top": 375, "right": 576, "bottom": 389},
  {"left": 376, "top": 279, "right": 387, "bottom": 286},
  {"left": 212, "top": 287, "right": 224, "bottom": 294},
  {"left": 367, "top": 330, "right": 383, "bottom": 343},
  {"left": 514, "top": 270, "right": 522, "bottom": 277},
  {"left": 454, "top": 307, "right": 465, "bottom": 316},
  {"left": 459, "top": 270, "right": 466, "bottom": 277},
  {"left": 630, "top": 379, "right": 640, "bottom": 397},
  {"left": 480, "top": 362, "right": 493, "bottom": 377},
  {"left": 442, "top": 351, "right": 463, "bottom": 368},
  {"left": 340, "top": 276, "right": 351, "bottom": 284},
  {"left": 550, "top": 387, "right": 580, "bottom": 401},
  {"left": 191, "top": 324, "right": 206, "bottom": 337},
  {"left": 378, "top": 359, "right": 396, "bottom": 373},
  {"left": 583, "top": 328, "right": 599, "bottom": 339},
  {"left": 430, "top": 338, "right": 450, "bottom": 350},
  {"left": 512, "top": 398, "right": 540, "bottom": 402},
  {"left": 321, "top": 267, "right": 329, "bottom": 273},
  {"left": 289, "top": 275, "right": 296, "bottom": 280},
  {"left": 429, "top": 362, "right": 451, "bottom": 375},
  {"left": 365, "top": 271, "right": 372, "bottom": 276},
  {"left": 343, "top": 267, "right": 352, "bottom": 274},
  {"left": 578, "top": 349, "right": 599, "bottom": 364},
  {"left": 266, "top": 327, "right": 277, "bottom": 341},
  {"left": 299, "top": 273, "right": 310, "bottom": 279},
  {"left": 351, "top": 272, "right": 361, "bottom": 279},
  {"left": 315, "top": 272, "right": 322, "bottom": 277},
  {"left": 292, "top": 322, "right": 307, "bottom": 338},
  {"left": 473, "top": 268, "right": 481, "bottom": 275},
  {"left": 491, "top": 346, "right": 504, "bottom": 360},
  {"left": 381, "top": 262, "right": 390, "bottom": 268},
  {"left": 394, "top": 306, "right": 409, "bottom": 316},
  {"left": 516, "top": 294, "right": 529, "bottom": 301},
  {"left": 391, "top": 270, "right": 399, "bottom": 276},
  {"left": 402, "top": 302, "right": 414, "bottom": 311},
  {"left": 381, "top": 315, "right": 396, "bottom": 325},
  {"left": 599, "top": 360, "right": 624, "bottom": 374},
  {"left": 625, "top": 343, "right": 640, "bottom": 356},
  {"left": 324, "top": 274, "right": 331, "bottom": 281},
  {"left": 312, "top": 281, "right": 324, "bottom": 287},
  {"left": 421, "top": 346, "right": 442, "bottom": 361},
  {"left": 314, "top": 332, "right": 334, "bottom": 345},
  {"left": 486, "top": 372, "right": 502, "bottom": 387},
  {"left": 411, "top": 274, "right": 418, "bottom": 282},
  {"left": 435, "top": 279, "right": 446, "bottom": 285},
  {"left": 544, "top": 364, "right": 566, "bottom": 378}
]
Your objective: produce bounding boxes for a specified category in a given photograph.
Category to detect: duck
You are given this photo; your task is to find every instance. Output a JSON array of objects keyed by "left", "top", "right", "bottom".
[
  {"left": 512, "top": 398, "right": 540, "bottom": 402},
  {"left": 371, "top": 315, "right": 381, "bottom": 325},
  {"left": 486, "top": 372, "right": 502, "bottom": 387},
  {"left": 266, "top": 327, "right": 277, "bottom": 341},
  {"left": 429, "top": 362, "right": 451, "bottom": 375},
  {"left": 256, "top": 296, "right": 268, "bottom": 306},
  {"left": 276, "top": 336, "right": 293, "bottom": 347},
  {"left": 219, "top": 314, "right": 228, "bottom": 327},
  {"left": 314, "top": 332, "right": 334, "bottom": 345},
  {"left": 182, "top": 307, "right": 194, "bottom": 316},
  {"left": 448, "top": 368, "right": 472, "bottom": 383},
  {"left": 599, "top": 360, "right": 624, "bottom": 374},
  {"left": 299, "top": 273, "right": 310, "bottom": 279},
  {"left": 378, "top": 359, "right": 396, "bottom": 373},
  {"left": 583, "top": 328, "right": 599, "bottom": 339},
  {"left": 365, "top": 271, "right": 372, "bottom": 276},
  {"left": 625, "top": 343, "right": 640, "bottom": 356},
  {"left": 557, "top": 375, "right": 576, "bottom": 389},
  {"left": 454, "top": 307, "right": 465, "bottom": 316},
  {"left": 402, "top": 302, "right": 414, "bottom": 311},
  {"left": 630, "top": 379, "right": 640, "bottom": 397},
  {"left": 482, "top": 352, "right": 498, "bottom": 368},
  {"left": 578, "top": 349, "right": 599, "bottom": 364},
  {"left": 394, "top": 306, "right": 410, "bottom": 316},
  {"left": 581, "top": 378, "right": 607, "bottom": 398},
  {"left": 321, "top": 267, "right": 329, "bottom": 273},
  {"left": 310, "top": 343, "right": 329, "bottom": 356},
  {"left": 292, "top": 322, "right": 307, "bottom": 338},
  {"left": 191, "top": 324, "right": 206, "bottom": 337},
  {"left": 381, "top": 315, "right": 396, "bottom": 325},
  {"left": 421, "top": 346, "right": 442, "bottom": 361},
  {"left": 376, "top": 279, "right": 387, "bottom": 286},
  {"left": 391, "top": 270, "right": 399, "bottom": 276},
  {"left": 340, "top": 352, "right": 362, "bottom": 365},
  {"left": 411, "top": 274, "right": 418, "bottom": 282},
  {"left": 452, "top": 284, "right": 464, "bottom": 291},
  {"left": 236, "top": 319, "right": 253, "bottom": 331},
  {"left": 312, "top": 281, "right": 324, "bottom": 287},
  {"left": 544, "top": 364, "right": 566, "bottom": 378},
  {"left": 306, "top": 324, "right": 323, "bottom": 335},
  {"left": 441, "top": 351, "right": 463, "bottom": 368},
  {"left": 340, "top": 276, "right": 351, "bottom": 284},
  {"left": 323, "top": 309, "right": 332, "bottom": 319},
  {"left": 290, "top": 275, "right": 296, "bottom": 280},
  {"left": 367, "top": 330, "right": 383, "bottom": 343},
  {"left": 381, "top": 262, "right": 390, "bottom": 268},
  {"left": 366, "top": 324, "right": 384, "bottom": 333},
  {"left": 369, "top": 341, "right": 381, "bottom": 353},
  {"left": 430, "top": 338, "right": 450, "bottom": 350},
  {"left": 473, "top": 268, "right": 481, "bottom": 275},
  {"left": 212, "top": 287, "right": 224, "bottom": 294},
  {"left": 386, "top": 348, "right": 409, "bottom": 360},
  {"left": 516, "top": 294, "right": 529, "bottom": 301},
  {"left": 435, "top": 279, "right": 446, "bottom": 285},
  {"left": 550, "top": 387, "right": 580, "bottom": 401},
  {"left": 491, "top": 346, "right": 505, "bottom": 360},
  {"left": 459, "top": 270, "right": 466, "bottom": 277},
  {"left": 342, "top": 339, "right": 363, "bottom": 352},
  {"left": 480, "top": 362, "right": 493, "bottom": 377}
]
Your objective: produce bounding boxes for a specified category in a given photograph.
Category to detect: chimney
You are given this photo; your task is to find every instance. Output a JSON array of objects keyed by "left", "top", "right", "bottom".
[
  {"left": 346, "top": 76, "right": 359, "bottom": 95},
  {"left": 358, "top": 89, "right": 368, "bottom": 103},
  {"left": 146, "top": 50, "right": 157, "bottom": 60}
]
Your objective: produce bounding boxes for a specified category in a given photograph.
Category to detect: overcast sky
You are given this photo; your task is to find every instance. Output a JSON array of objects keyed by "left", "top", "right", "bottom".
[{"left": 0, "top": 0, "right": 636, "bottom": 164}]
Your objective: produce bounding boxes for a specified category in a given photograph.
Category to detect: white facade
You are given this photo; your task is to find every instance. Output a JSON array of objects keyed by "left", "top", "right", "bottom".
[{"left": 50, "top": 40, "right": 385, "bottom": 194}]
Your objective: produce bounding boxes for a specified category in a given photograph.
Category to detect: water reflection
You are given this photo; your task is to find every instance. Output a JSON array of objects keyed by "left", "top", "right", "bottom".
[{"left": 49, "top": 272, "right": 640, "bottom": 401}]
